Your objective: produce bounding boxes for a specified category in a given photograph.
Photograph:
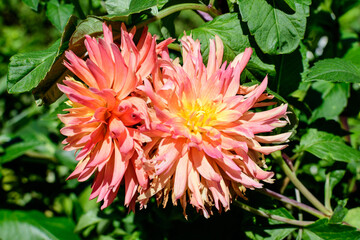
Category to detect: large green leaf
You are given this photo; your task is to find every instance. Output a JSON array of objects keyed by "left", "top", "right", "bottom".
[
  {"left": 22, "top": 0, "right": 39, "bottom": 11},
  {"left": 298, "top": 128, "right": 360, "bottom": 163},
  {"left": 187, "top": 13, "right": 275, "bottom": 77},
  {"left": 32, "top": 17, "right": 123, "bottom": 104},
  {"left": 7, "top": 40, "right": 61, "bottom": 94},
  {"left": 310, "top": 81, "right": 350, "bottom": 123},
  {"left": 306, "top": 219, "right": 360, "bottom": 240},
  {"left": 105, "top": 0, "right": 158, "bottom": 16},
  {"left": 344, "top": 207, "right": 360, "bottom": 229},
  {"left": 46, "top": 0, "right": 74, "bottom": 32},
  {"left": 304, "top": 58, "right": 360, "bottom": 83},
  {"left": 32, "top": 17, "right": 102, "bottom": 104},
  {"left": 0, "top": 210, "right": 80, "bottom": 240},
  {"left": 7, "top": 15, "right": 77, "bottom": 96},
  {"left": 237, "top": 0, "right": 310, "bottom": 54},
  {"left": 0, "top": 140, "right": 41, "bottom": 164},
  {"left": 188, "top": 13, "right": 249, "bottom": 62}
]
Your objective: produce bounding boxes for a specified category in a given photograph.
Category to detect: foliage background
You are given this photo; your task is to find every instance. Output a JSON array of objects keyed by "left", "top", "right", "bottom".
[{"left": 1, "top": 0, "right": 360, "bottom": 239}]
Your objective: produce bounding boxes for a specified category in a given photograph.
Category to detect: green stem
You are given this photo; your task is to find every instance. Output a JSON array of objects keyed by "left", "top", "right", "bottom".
[
  {"left": 295, "top": 189, "right": 304, "bottom": 239},
  {"left": 272, "top": 152, "right": 333, "bottom": 216},
  {"left": 280, "top": 153, "right": 302, "bottom": 193},
  {"left": 136, "top": 3, "right": 220, "bottom": 29},
  {"left": 25, "top": 151, "right": 56, "bottom": 162},
  {"left": 256, "top": 188, "right": 327, "bottom": 219},
  {"left": 324, "top": 173, "right": 333, "bottom": 211},
  {"left": 234, "top": 201, "right": 314, "bottom": 227}
]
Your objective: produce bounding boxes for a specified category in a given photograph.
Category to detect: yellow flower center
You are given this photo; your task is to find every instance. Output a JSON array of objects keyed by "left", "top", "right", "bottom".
[{"left": 178, "top": 99, "right": 218, "bottom": 134}]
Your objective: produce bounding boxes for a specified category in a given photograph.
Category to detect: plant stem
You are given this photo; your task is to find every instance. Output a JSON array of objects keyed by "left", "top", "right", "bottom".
[
  {"left": 324, "top": 173, "right": 332, "bottom": 211},
  {"left": 295, "top": 188, "right": 304, "bottom": 240},
  {"left": 256, "top": 188, "right": 327, "bottom": 219},
  {"left": 280, "top": 153, "right": 302, "bottom": 193},
  {"left": 234, "top": 200, "right": 314, "bottom": 227},
  {"left": 136, "top": 3, "right": 220, "bottom": 29},
  {"left": 280, "top": 156, "right": 301, "bottom": 193},
  {"left": 272, "top": 152, "right": 333, "bottom": 216}
]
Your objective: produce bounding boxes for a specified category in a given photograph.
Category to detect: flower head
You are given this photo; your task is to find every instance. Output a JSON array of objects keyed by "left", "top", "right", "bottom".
[
  {"left": 58, "top": 23, "right": 170, "bottom": 210},
  {"left": 139, "top": 35, "right": 291, "bottom": 217}
]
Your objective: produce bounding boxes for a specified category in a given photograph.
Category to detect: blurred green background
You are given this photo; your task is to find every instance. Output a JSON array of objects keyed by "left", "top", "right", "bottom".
[{"left": 1, "top": 0, "right": 360, "bottom": 239}]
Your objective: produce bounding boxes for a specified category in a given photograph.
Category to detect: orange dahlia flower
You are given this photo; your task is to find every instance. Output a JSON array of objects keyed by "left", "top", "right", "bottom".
[
  {"left": 139, "top": 35, "right": 291, "bottom": 217},
  {"left": 58, "top": 23, "right": 170, "bottom": 210}
]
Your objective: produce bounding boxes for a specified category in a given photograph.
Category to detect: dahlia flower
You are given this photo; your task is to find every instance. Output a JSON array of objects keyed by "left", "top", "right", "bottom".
[
  {"left": 58, "top": 23, "right": 171, "bottom": 210},
  {"left": 139, "top": 35, "right": 291, "bottom": 217}
]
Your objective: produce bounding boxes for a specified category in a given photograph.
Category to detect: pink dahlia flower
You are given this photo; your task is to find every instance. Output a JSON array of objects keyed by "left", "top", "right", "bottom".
[
  {"left": 58, "top": 23, "right": 171, "bottom": 210},
  {"left": 139, "top": 35, "right": 291, "bottom": 217}
]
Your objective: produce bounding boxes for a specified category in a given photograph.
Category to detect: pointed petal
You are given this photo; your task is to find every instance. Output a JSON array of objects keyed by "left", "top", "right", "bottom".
[
  {"left": 173, "top": 153, "right": 189, "bottom": 200},
  {"left": 191, "top": 148, "right": 221, "bottom": 182}
]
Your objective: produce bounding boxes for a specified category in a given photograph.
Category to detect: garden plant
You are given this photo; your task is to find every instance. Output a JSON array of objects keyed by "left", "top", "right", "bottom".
[{"left": 1, "top": 0, "right": 360, "bottom": 239}]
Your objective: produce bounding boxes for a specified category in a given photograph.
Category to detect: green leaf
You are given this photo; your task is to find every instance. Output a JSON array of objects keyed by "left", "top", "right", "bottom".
[
  {"left": 306, "top": 219, "right": 360, "bottom": 240},
  {"left": 343, "top": 46, "right": 360, "bottom": 67},
  {"left": 325, "top": 171, "right": 346, "bottom": 211},
  {"left": 310, "top": 81, "right": 350, "bottom": 123},
  {"left": 328, "top": 171, "right": 346, "bottom": 197},
  {"left": 32, "top": 16, "right": 101, "bottom": 105},
  {"left": 0, "top": 210, "right": 80, "bottom": 240},
  {"left": 187, "top": 13, "right": 275, "bottom": 77},
  {"left": 7, "top": 40, "right": 61, "bottom": 94},
  {"left": 105, "top": 0, "right": 157, "bottom": 16},
  {"left": 99, "top": 235, "right": 117, "bottom": 240},
  {"left": 283, "top": 0, "right": 296, "bottom": 11},
  {"left": 245, "top": 208, "right": 297, "bottom": 240},
  {"left": 122, "top": 212, "right": 137, "bottom": 234},
  {"left": 78, "top": 186, "right": 99, "bottom": 212},
  {"left": 188, "top": 13, "right": 249, "bottom": 62},
  {"left": 41, "top": 100, "right": 69, "bottom": 121},
  {"left": 237, "top": 0, "right": 310, "bottom": 54},
  {"left": 75, "top": 209, "right": 102, "bottom": 232},
  {"left": 274, "top": 43, "right": 308, "bottom": 97},
  {"left": 69, "top": 17, "right": 104, "bottom": 47},
  {"left": 329, "top": 200, "right": 348, "bottom": 224},
  {"left": 0, "top": 140, "right": 41, "bottom": 164},
  {"left": 22, "top": 0, "right": 39, "bottom": 11},
  {"left": 298, "top": 128, "right": 360, "bottom": 163},
  {"left": 344, "top": 207, "right": 360, "bottom": 229},
  {"left": 32, "top": 17, "right": 122, "bottom": 104},
  {"left": 8, "top": 15, "right": 76, "bottom": 97},
  {"left": 46, "top": 0, "right": 74, "bottom": 32},
  {"left": 304, "top": 58, "right": 360, "bottom": 83},
  {"left": 302, "top": 229, "right": 323, "bottom": 240}
]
